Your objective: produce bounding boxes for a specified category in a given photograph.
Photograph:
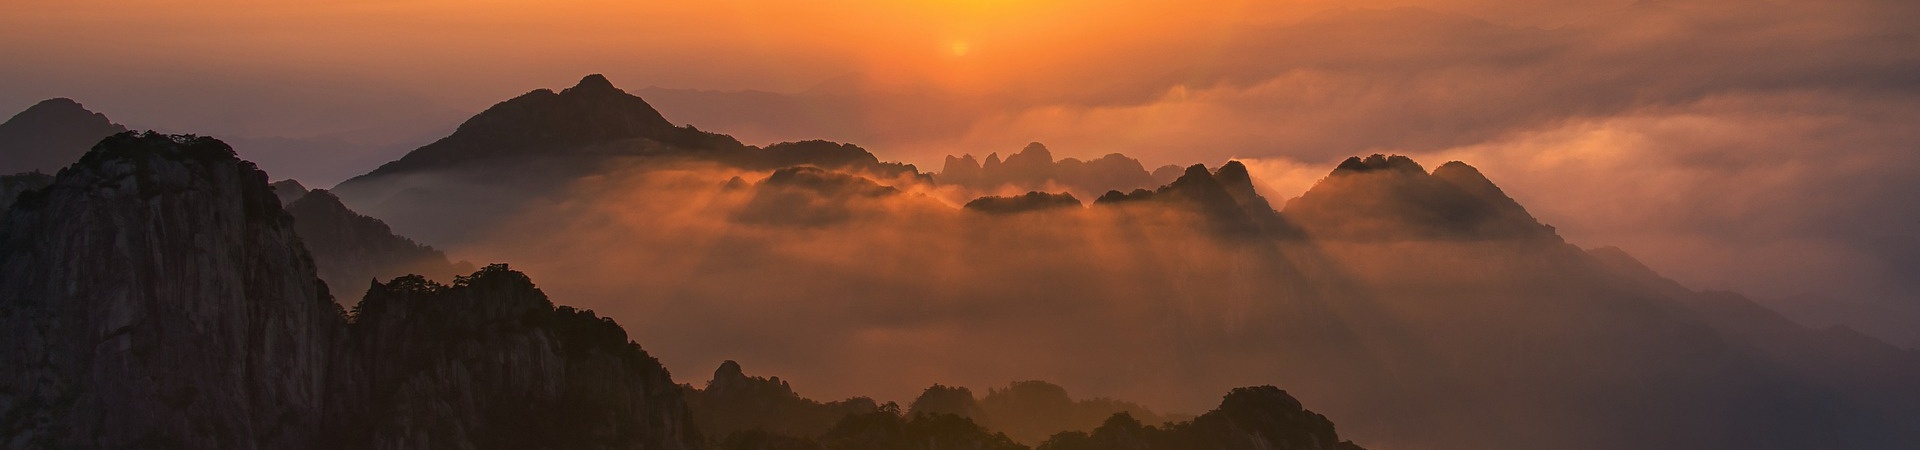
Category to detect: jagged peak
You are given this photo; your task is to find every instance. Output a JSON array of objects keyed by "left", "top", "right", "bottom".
[
  {"left": 1214, "top": 160, "right": 1252, "bottom": 185},
  {"left": 1173, "top": 163, "right": 1217, "bottom": 186}
]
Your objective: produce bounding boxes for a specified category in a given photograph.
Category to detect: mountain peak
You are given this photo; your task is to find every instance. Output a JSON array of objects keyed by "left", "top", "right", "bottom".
[
  {"left": 344, "top": 75, "right": 697, "bottom": 178},
  {"left": 0, "top": 98, "right": 129, "bottom": 174},
  {"left": 565, "top": 73, "right": 622, "bottom": 95},
  {"left": 27, "top": 97, "right": 85, "bottom": 111},
  {"left": 1286, "top": 154, "right": 1553, "bottom": 241},
  {"left": 1017, "top": 142, "right": 1053, "bottom": 160}
]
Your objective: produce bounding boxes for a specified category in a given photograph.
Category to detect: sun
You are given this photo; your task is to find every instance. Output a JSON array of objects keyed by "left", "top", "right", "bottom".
[{"left": 950, "top": 40, "right": 971, "bottom": 57}]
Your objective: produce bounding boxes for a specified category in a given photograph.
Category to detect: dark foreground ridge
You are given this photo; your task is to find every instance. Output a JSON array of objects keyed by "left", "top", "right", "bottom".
[{"left": 0, "top": 132, "right": 699, "bottom": 450}]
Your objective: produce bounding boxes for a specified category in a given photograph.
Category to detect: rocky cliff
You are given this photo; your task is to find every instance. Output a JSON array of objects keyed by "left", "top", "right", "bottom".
[
  {"left": 325, "top": 265, "right": 701, "bottom": 450},
  {"left": 0, "top": 172, "right": 52, "bottom": 214},
  {"left": 0, "top": 132, "right": 702, "bottom": 450},
  {"left": 0, "top": 132, "right": 342, "bottom": 449}
]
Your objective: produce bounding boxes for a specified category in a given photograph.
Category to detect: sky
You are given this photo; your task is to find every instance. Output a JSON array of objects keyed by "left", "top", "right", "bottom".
[{"left": 2, "top": 0, "right": 1919, "bottom": 344}]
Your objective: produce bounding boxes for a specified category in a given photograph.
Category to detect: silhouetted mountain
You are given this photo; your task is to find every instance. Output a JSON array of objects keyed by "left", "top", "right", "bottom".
[
  {"left": 909, "top": 385, "right": 988, "bottom": 422},
  {"left": 1249, "top": 154, "right": 1920, "bottom": 449},
  {"left": 979, "top": 381, "right": 1177, "bottom": 445},
  {"left": 1585, "top": 246, "right": 1920, "bottom": 435},
  {"left": 271, "top": 178, "right": 310, "bottom": 204},
  {"left": 685, "top": 360, "right": 881, "bottom": 444},
  {"left": 813, "top": 411, "right": 1026, "bottom": 450},
  {"left": 1149, "top": 164, "right": 1185, "bottom": 186},
  {"left": 0, "top": 132, "right": 701, "bottom": 450},
  {"left": 325, "top": 265, "right": 701, "bottom": 450},
  {"left": 939, "top": 143, "right": 1157, "bottom": 198},
  {"left": 0, "top": 98, "right": 128, "bottom": 174},
  {"left": 285, "top": 188, "right": 473, "bottom": 294},
  {"left": 0, "top": 171, "right": 52, "bottom": 213},
  {"left": 735, "top": 166, "right": 904, "bottom": 226},
  {"left": 1096, "top": 162, "right": 1297, "bottom": 237},
  {"left": 1038, "top": 387, "right": 1364, "bottom": 450},
  {"left": 964, "top": 191, "right": 1082, "bottom": 214},
  {"left": 1282, "top": 154, "right": 1554, "bottom": 241},
  {"left": 332, "top": 75, "right": 922, "bottom": 244},
  {"left": 353, "top": 74, "right": 730, "bottom": 178}
]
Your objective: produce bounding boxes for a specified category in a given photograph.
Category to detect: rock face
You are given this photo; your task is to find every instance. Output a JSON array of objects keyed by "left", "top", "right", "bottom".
[
  {"left": 325, "top": 266, "right": 701, "bottom": 450},
  {"left": 0, "top": 98, "right": 128, "bottom": 174},
  {"left": 0, "top": 171, "right": 53, "bottom": 213},
  {"left": 0, "top": 132, "right": 342, "bottom": 449},
  {"left": 0, "top": 132, "right": 701, "bottom": 450},
  {"left": 284, "top": 188, "right": 471, "bottom": 295}
]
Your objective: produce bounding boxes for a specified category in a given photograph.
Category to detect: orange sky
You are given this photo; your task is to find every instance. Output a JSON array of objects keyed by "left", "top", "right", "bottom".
[{"left": 2, "top": 0, "right": 1919, "bottom": 347}]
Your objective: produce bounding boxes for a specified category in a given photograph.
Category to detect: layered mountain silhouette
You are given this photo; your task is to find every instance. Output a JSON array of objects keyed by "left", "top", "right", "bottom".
[
  {"left": 939, "top": 143, "right": 1157, "bottom": 199},
  {"left": 14, "top": 73, "right": 1920, "bottom": 450},
  {"left": 683, "top": 360, "right": 883, "bottom": 443},
  {"left": 0, "top": 132, "right": 699, "bottom": 449},
  {"left": 281, "top": 187, "right": 474, "bottom": 294},
  {"left": 964, "top": 191, "right": 1083, "bottom": 215},
  {"left": 1037, "top": 387, "right": 1363, "bottom": 450},
  {"left": 689, "top": 361, "right": 1358, "bottom": 450},
  {"left": 908, "top": 381, "right": 1180, "bottom": 445},
  {"left": 1283, "top": 154, "right": 1554, "bottom": 241},
  {"left": 1095, "top": 162, "right": 1297, "bottom": 237},
  {"left": 0, "top": 98, "right": 127, "bottom": 174},
  {"left": 332, "top": 74, "right": 920, "bottom": 244}
]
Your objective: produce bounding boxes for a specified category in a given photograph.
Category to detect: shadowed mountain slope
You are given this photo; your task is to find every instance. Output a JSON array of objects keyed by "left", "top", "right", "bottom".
[{"left": 0, "top": 98, "right": 127, "bottom": 174}]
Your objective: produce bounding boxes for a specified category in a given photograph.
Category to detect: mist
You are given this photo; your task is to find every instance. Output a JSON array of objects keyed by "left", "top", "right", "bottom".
[{"left": 306, "top": 151, "right": 1890, "bottom": 449}]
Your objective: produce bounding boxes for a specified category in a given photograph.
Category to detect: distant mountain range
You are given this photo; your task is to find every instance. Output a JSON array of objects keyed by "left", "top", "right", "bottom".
[{"left": 2, "top": 74, "right": 1919, "bottom": 450}]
